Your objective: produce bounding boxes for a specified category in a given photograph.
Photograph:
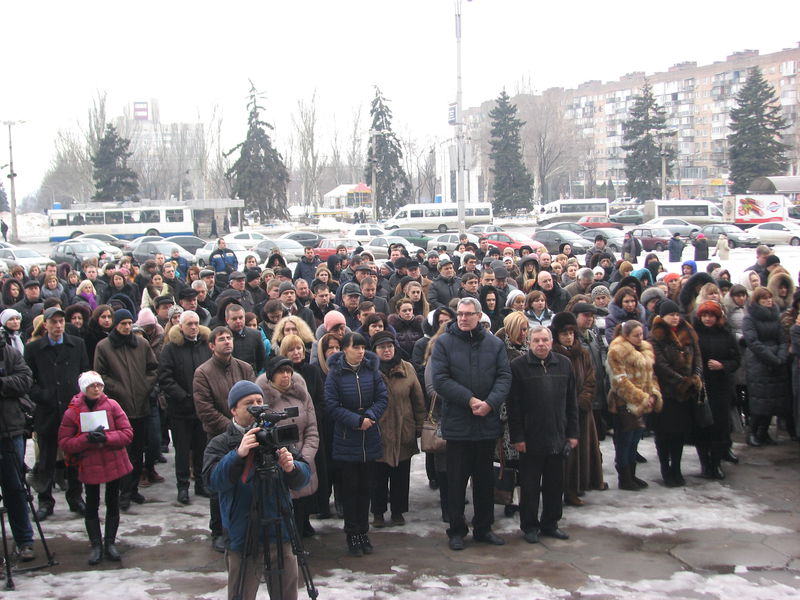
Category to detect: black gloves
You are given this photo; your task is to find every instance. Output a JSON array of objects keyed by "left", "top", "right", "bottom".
[{"left": 87, "top": 426, "right": 107, "bottom": 444}]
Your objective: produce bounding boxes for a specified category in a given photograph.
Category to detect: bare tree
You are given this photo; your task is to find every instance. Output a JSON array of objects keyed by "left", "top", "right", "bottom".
[
  {"left": 293, "top": 91, "right": 326, "bottom": 209},
  {"left": 419, "top": 145, "right": 437, "bottom": 202},
  {"left": 328, "top": 119, "right": 347, "bottom": 185},
  {"left": 347, "top": 106, "right": 364, "bottom": 183}
]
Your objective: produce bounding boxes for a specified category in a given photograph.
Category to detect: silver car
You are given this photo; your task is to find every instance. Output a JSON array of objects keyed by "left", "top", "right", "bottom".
[
  {"left": 364, "top": 236, "right": 423, "bottom": 259},
  {"left": 426, "top": 232, "right": 480, "bottom": 252}
]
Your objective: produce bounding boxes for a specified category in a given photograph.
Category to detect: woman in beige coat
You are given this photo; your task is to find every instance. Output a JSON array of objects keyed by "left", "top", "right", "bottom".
[
  {"left": 369, "top": 331, "right": 426, "bottom": 527},
  {"left": 256, "top": 356, "right": 319, "bottom": 536}
]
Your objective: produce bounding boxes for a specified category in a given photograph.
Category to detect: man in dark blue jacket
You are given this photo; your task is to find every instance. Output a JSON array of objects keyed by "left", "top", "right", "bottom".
[
  {"left": 210, "top": 238, "right": 238, "bottom": 274},
  {"left": 203, "top": 380, "right": 311, "bottom": 600},
  {"left": 508, "top": 325, "right": 578, "bottom": 544},
  {"left": 293, "top": 247, "right": 321, "bottom": 285},
  {"left": 431, "top": 297, "right": 511, "bottom": 551}
]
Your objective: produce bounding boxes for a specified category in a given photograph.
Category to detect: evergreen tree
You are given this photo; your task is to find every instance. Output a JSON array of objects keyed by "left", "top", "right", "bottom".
[
  {"left": 364, "top": 87, "right": 410, "bottom": 217},
  {"left": 91, "top": 124, "right": 139, "bottom": 202},
  {"left": 607, "top": 179, "right": 616, "bottom": 202},
  {"left": 0, "top": 182, "right": 8, "bottom": 212},
  {"left": 622, "top": 81, "right": 674, "bottom": 200},
  {"left": 488, "top": 90, "right": 533, "bottom": 213},
  {"left": 727, "top": 66, "right": 790, "bottom": 194},
  {"left": 226, "top": 82, "right": 289, "bottom": 221}
]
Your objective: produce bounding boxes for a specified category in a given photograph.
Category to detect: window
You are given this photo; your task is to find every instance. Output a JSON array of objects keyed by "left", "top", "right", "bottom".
[
  {"left": 475, "top": 208, "right": 491, "bottom": 216},
  {"left": 50, "top": 215, "right": 67, "bottom": 227},
  {"left": 408, "top": 210, "right": 422, "bottom": 218},
  {"left": 86, "top": 212, "right": 104, "bottom": 225},
  {"left": 105, "top": 211, "right": 123, "bottom": 224},
  {"left": 425, "top": 209, "right": 441, "bottom": 218},
  {"left": 67, "top": 213, "right": 85, "bottom": 225},
  {"left": 442, "top": 208, "right": 458, "bottom": 217}
]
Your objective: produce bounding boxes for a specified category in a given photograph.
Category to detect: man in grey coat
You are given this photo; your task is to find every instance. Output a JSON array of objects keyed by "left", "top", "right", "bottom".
[{"left": 431, "top": 297, "right": 511, "bottom": 551}]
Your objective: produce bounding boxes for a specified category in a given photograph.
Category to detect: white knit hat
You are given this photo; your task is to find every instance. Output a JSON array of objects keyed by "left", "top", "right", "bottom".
[
  {"left": 78, "top": 371, "right": 104, "bottom": 393},
  {"left": 0, "top": 308, "right": 21, "bottom": 327}
]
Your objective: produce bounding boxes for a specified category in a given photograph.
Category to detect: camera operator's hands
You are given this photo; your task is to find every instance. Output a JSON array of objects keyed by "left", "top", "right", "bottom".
[
  {"left": 276, "top": 447, "right": 295, "bottom": 473},
  {"left": 237, "top": 427, "right": 261, "bottom": 458},
  {"left": 87, "top": 426, "right": 107, "bottom": 444}
]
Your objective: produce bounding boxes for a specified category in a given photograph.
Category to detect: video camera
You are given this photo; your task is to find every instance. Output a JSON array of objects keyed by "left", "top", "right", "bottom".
[{"left": 247, "top": 405, "right": 300, "bottom": 451}]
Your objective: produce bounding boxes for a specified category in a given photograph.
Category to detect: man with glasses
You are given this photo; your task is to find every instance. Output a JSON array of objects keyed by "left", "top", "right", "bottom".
[{"left": 430, "top": 297, "right": 511, "bottom": 551}]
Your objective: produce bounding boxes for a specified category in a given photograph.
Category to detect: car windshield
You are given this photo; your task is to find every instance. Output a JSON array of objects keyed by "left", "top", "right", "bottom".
[
  {"left": 66, "top": 244, "right": 94, "bottom": 253},
  {"left": 720, "top": 225, "right": 742, "bottom": 233},
  {"left": 15, "top": 249, "right": 42, "bottom": 258},
  {"left": 557, "top": 231, "right": 585, "bottom": 242},
  {"left": 651, "top": 229, "right": 671, "bottom": 237}
]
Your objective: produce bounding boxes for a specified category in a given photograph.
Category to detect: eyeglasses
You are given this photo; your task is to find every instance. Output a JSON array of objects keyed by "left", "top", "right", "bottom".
[{"left": 456, "top": 312, "right": 477, "bottom": 318}]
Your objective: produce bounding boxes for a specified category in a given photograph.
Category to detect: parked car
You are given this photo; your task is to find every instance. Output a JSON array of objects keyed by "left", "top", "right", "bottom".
[
  {"left": 538, "top": 221, "right": 589, "bottom": 234},
  {"left": 579, "top": 228, "right": 626, "bottom": 253},
  {"left": 196, "top": 241, "right": 252, "bottom": 268},
  {"left": 166, "top": 235, "right": 208, "bottom": 255},
  {"left": 628, "top": 227, "right": 672, "bottom": 251},
  {"left": 467, "top": 224, "right": 504, "bottom": 235},
  {"left": 223, "top": 231, "right": 273, "bottom": 250},
  {"left": 62, "top": 237, "right": 122, "bottom": 260},
  {"left": 133, "top": 241, "right": 195, "bottom": 266},
  {"left": 388, "top": 228, "right": 432, "bottom": 248},
  {"left": 532, "top": 230, "right": 592, "bottom": 254},
  {"left": 641, "top": 218, "right": 701, "bottom": 238},
  {"left": 609, "top": 208, "right": 645, "bottom": 225},
  {"left": 124, "top": 235, "right": 164, "bottom": 251},
  {"left": 51, "top": 241, "right": 109, "bottom": 270},
  {"left": 279, "top": 231, "right": 327, "bottom": 247},
  {"left": 0, "top": 247, "right": 53, "bottom": 271},
  {"left": 484, "top": 232, "right": 545, "bottom": 253},
  {"left": 747, "top": 221, "right": 800, "bottom": 246},
  {"left": 425, "top": 232, "right": 480, "bottom": 252},
  {"left": 252, "top": 238, "right": 304, "bottom": 263},
  {"left": 347, "top": 225, "right": 386, "bottom": 245},
  {"left": 688, "top": 224, "right": 759, "bottom": 248},
  {"left": 314, "top": 238, "right": 359, "bottom": 260},
  {"left": 77, "top": 232, "right": 127, "bottom": 249},
  {"left": 577, "top": 216, "right": 620, "bottom": 229},
  {"left": 364, "top": 236, "right": 423, "bottom": 260}
]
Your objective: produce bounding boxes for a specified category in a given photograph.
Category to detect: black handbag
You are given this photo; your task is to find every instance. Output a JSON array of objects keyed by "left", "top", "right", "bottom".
[
  {"left": 493, "top": 449, "right": 517, "bottom": 505},
  {"left": 693, "top": 387, "right": 714, "bottom": 428}
]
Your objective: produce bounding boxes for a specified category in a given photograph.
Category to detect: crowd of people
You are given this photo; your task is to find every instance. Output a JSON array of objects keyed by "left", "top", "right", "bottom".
[{"left": 0, "top": 232, "right": 798, "bottom": 597}]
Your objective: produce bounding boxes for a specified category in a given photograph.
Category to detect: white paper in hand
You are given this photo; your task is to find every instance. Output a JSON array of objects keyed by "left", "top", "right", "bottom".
[{"left": 80, "top": 410, "right": 109, "bottom": 433}]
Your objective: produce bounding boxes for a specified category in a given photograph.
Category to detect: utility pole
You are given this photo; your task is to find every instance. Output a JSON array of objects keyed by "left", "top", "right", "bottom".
[
  {"left": 660, "top": 141, "right": 668, "bottom": 201},
  {"left": 370, "top": 129, "right": 378, "bottom": 223},
  {"left": 3, "top": 121, "right": 23, "bottom": 243},
  {"left": 454, "top": 0, "right": 469, "bottom": 233}
]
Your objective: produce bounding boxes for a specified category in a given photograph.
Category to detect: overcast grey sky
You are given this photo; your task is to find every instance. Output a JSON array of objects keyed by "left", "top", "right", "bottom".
[{"left": 3, "top": 0, "right": 799, "bottom": 199}]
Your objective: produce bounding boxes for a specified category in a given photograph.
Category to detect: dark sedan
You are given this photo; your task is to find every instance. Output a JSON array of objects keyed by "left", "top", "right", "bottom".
[
  {"left": 532, "top": 230, "right": 592, "bottom": 254},
  {"left": 133, "top": 241, "right": 195, "bottom": 265},
  {"left": 279, "top": 231, "right": 327, "bottom": 247},
  {"left": 609, "top": 208, "right": 645, "bottom": 225},
  {"left": 167, "top": 235, "right": 207, "bottom": 255},
  {"left": 628, "top": 227, "right": 672, "bottom": 251}
]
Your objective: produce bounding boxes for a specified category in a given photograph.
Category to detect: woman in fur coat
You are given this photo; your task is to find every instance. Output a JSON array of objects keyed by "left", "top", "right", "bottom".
[
  {"left": 607, "top": 320, "right": 662, "bottom": 491},
  {"left": 648, "top": 300, "right": 703, "bottom": 487},
  {"left": 550, "top": 312, "right": 605, "bottom": 504}
]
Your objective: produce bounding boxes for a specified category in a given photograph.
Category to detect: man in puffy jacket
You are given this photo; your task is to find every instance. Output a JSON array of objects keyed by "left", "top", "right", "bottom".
[
  {"left": 158, "top": 311, "right": 212, "bottom": 505},
  {"left": 428, "top": 258, "right": 460, "bottom": 310},
  {"left": 210, "top": 238, "right": 238, "bottom": 274},
  {"left": 203, "top": 380, "right": 310, "bottom": 600},
  {"left": 293, "top": 246, "right": 321, "bottom": 285},
  {"left": 431, "top": 297, "right": 511, "bottom": 551}
]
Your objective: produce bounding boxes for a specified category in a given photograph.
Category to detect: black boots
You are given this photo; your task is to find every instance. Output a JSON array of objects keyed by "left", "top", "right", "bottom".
[
  {"left": 616, "top": 464, "right": 641, "bottom": 491},
  {"left": 104, "top": 514, "right": 121, "bottom": 561},
  {"left": 346, "top": 534, "right": 363, "bottom": 557},
  {"left": 85, "top": 518, "right": 103, "bottom": 565}
]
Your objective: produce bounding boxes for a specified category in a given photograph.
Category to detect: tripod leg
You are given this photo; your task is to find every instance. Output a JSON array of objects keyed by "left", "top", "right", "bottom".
[{"left": 0, "top": 509, "right": 16, "bottom": 590}]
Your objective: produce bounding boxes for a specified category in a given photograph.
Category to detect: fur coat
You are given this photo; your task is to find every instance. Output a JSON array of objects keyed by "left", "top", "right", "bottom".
[{"left": 606, "top": 335, "right": 662, "bottom": 418}]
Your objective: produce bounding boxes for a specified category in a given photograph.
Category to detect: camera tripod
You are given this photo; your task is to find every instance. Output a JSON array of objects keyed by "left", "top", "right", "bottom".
[
  {"left": 0, "top": 439, "right": 59, "bottom": 591},
  {"left": 233, "top": 449, "right": 318, "bottom": 600}
]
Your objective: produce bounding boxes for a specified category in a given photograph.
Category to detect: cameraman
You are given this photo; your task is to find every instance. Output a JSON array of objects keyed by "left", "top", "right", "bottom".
[
  {"left": 203, "top": 380, "right": 311, "bottom": 600},
  {"left": 0, "top": 333, "right": 35, "bottom": 561}
]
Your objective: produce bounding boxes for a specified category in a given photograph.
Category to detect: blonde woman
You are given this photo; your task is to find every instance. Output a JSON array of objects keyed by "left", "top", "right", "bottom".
[{"left": 272, "top": 315, "right": 315, "bottom": 357}]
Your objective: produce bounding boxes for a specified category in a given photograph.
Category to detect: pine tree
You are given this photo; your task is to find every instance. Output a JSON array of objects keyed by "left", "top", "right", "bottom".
[
  {"left": 91, "top": 124, "right": 139, "bottom": 202},
  {"left": 489, "top": 90, "right": 533, "bottom": 213},
  {"left": 226, "top": 82, "right": 290, "bottom": 221},
  {"left": 622, "top": 81, "right": 673, "bottom": 200},
  {"left": 727, "top": 67, "right": 790, "bottom": 194},
  {"left": 0, "top": 182, "right": 8, "bottom": 212},
  {"left": 606, "top": 179, "right": 616, "bottom": 202},
  {"left": 364, "top": 87, "right": 410, "bottom": 218}
]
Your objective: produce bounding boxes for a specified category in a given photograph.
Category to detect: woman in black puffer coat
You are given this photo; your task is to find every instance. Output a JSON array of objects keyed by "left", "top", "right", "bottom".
[
  {"left": 648, "top": 300, "right": 703, "bottom": 487},
  {"left": 693, "top": 302, "right": 740, "bottom": 479},
  {"left": 742, "top": 287, "right": 790, "bottom": 446},
  {"left": 604, "top": 286, "right": 648, "bottom": 344}
]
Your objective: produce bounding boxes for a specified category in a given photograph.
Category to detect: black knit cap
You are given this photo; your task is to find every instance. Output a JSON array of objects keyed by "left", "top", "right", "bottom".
[{"left": 658, "top": 299, "right": 681, "bottom": 317}]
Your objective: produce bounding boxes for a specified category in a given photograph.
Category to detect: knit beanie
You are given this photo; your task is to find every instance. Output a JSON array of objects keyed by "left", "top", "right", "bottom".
[
  {"left": 591, "top": 285, "right": 611, "bottom": 300},
  {"left": 0, "top": 308, "right": 22, "bottom": 327},
  {"left": 658, "top": 300, "right": 681, "bottom": 317},
  {"left": 78, "top": 371, "right": 104, "bottom": 393},
  {"left": 227, "top": 380, "right": 263, "bottom": 409},
  {"left": 324, "top": 310, "right": 346, "bottom": 331},
  {"left": 113, "top": 309, "right": 134, "bottom": 326},
  {"left": 136, "top": 308, "right": 157, "bottom": 327}
]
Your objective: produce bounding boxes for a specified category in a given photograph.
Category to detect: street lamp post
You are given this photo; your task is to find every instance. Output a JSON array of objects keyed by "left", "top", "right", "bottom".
[
  {"left": 660, "top": 141, "right": 668, "bottom": 201},
  {"left": 3, "top": 121, "right": 24, "bottom": 243},
  {"left": 453, "top": 0, "right": 470, "bottom": 233}
]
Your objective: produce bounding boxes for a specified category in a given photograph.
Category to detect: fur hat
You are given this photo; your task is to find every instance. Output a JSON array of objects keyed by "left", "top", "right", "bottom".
[
  {"left": 549, "top": 311, "right": 578, "bottom": 337},
  {"left": 266, "top": 356, "right": 293, "bottom": 380},
  {"left": 640, "top": 287, "right": 666, "bottom": 307},
  {"left": 696, "top": 301, "right": 723, "bottom": 319}
]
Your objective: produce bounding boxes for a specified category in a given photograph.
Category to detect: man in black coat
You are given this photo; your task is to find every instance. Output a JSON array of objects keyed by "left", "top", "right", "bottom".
[
  {"left": 508, "top": 325, "right": 578, "bottom": 544},
  {"left": 534, "top": 271, "right": 570, "bottom": 313},
  {"left": 0, "top": 336, "right": 35, "bottom": 561},
  {"left": 428, "top": 259, "right": 460, "bottom": 310},
  {"left": 431, "top": 297, "right": 511, "bottom": 551},
  {"left": 24, "top": 306, "right": 91, "bottom": 520},
  {"left": 158, "top": 311, "right": 213, "bottom": 505},
  {"left": 225, "top": 303, "right": 267, "bottom": 374},
  {"left": 13, "top": 280, "right": 44, "bottom": 336}
]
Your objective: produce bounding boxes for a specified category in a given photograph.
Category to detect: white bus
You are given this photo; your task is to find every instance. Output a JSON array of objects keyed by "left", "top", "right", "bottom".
[
  {"left": 643, "top": 199, "right": 723, "bottom": 225},
  {"left": 538, "top": 198, "right": 609, "bottom": 225},
  {"left": 383, "top": 202, "right": 493, "bottom": 232},
  {"left": 49, "top": 205, "right": 195, "bottom": 242}
]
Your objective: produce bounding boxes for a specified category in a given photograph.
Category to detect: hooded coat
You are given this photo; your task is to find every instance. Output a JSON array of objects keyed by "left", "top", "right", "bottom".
[
  {"left": 648, "top": 316, "right": 703, "bottom": 434},
  {"left": 604, "top": 299, "right": 648, "bottom": 344},
  {"left": 376, "top": 358, "right": 425, "bottom": 467},
  {"left": 742, "top": 302, "right": 790, "bottom": 416},
  {"left": 58, "top": 391, "right": 133, "bottom": 485},
  {"left": 766, "top": 271, "right": 795, "bottom": 312}
]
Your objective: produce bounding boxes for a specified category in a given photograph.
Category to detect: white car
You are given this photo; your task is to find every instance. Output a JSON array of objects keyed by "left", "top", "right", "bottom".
[
  {"left": 195, "top": 242, "right": 254, "bottom": 268},
  {"left": 641, "top": 218, "right": 701, "bottom": 238},
  {"left": 0, "top": 247, "right": 53, "bottom": 271},
  {"left": 63, "top": 237, "right": 123, "bottom": 260},
  {"left": 223, "top": 231, "right": 272, "bottom": 250},
  {"left": 363, "top": 236, "right": 423, "bottom": 259},
  {"left": 748, "top": 221, "right": 800, "bottom": 246},
  {"left": 347, "top": 224, "right": 386, "bottom": 245}
]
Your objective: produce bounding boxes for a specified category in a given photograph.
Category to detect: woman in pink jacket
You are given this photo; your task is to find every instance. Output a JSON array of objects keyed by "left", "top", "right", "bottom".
[{"left": 58, "top": 371, "right": 133, "bottom": 565}]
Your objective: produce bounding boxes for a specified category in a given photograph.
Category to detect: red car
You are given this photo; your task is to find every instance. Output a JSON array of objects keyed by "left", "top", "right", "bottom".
[
  {"left": 577, "top": 216, "right": 621, "bottom": 229},
  {"left": 628, "top": 227, "right": 671, "bottom": 252},
  {"left": 314, "top": 238, "right": 359, "bottom": 260},
  {"left": 485, "top": 232, "right": 545, "bottom": 252}
]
